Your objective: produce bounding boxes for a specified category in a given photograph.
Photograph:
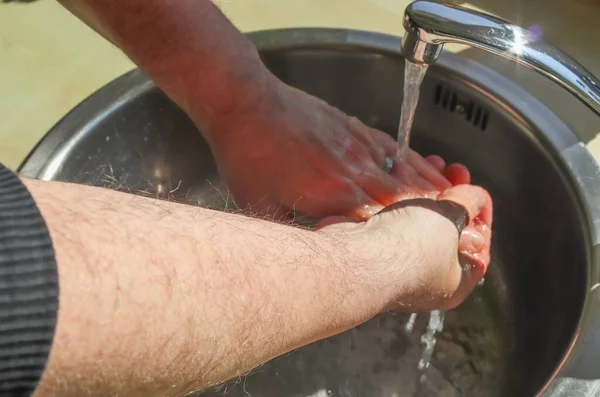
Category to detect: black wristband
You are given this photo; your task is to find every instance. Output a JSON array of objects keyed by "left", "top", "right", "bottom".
[{"left": 0, "top": 165, "right": 58, "bottom": 397}]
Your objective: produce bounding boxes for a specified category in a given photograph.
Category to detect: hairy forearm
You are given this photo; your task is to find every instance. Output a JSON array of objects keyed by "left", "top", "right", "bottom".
[
  {"left": 58, "top": 0, "right": 270, "bottom": 133},
  {"left": 26, "top": 180, "right": 383, "bottom": 397}
]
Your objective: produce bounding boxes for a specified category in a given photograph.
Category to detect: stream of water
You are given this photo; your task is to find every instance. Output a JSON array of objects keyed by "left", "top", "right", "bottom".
[
  {"left": 395, "top": 59, "right": 445, "bottom": 387},
  {"left": 397, "top": 57, "right": 491, "bottom": 394},
  {"left": 396, "top": 61, "right": 429, "bottom": 161},
  {"left": 397, "top": 59, "right": 479, "bottom": 394}
]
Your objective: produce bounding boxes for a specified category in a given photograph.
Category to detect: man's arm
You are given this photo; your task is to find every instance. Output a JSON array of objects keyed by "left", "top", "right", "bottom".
[
  {"left": 57, "top": 0, "right": 270, "bottom": 135},
  {"left": 26, "top": 178, "right": 490, "bottom": 397},
  {"left": 28, "top": 179, "right": 395, "bottom": 397},
  {"left": 55, "top": 0, "right": 461, "bottom": 220}
]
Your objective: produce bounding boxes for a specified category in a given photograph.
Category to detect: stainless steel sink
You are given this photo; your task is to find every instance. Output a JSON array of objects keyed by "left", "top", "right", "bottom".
[{"left": 19, "top": 29, "right": 600, "bottom": 397}]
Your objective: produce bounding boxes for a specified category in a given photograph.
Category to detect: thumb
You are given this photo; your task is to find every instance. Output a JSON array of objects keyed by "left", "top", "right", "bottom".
[
  {"left": 437, "top": 184, "right": 493, "bottom": 259},
  {"left": 436, "top": 184, "right": 488, "bottom": 225}
]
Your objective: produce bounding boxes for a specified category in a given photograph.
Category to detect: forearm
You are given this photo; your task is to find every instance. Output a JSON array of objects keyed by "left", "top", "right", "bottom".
[
  {"left": 27, "top": 180, "right": 382, "bottom": 397},
  {"left": 58, "top": 0, "right": 270, "bottom": 133}
]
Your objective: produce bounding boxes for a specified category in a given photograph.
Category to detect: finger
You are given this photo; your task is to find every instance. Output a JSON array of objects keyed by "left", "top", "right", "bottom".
[
  {"left": 346, "top": 162, "right": 407, "bottom": 207},
  {"left": 448, "top": 253, "right": 487, "bottom": 309},
  {"left": 436, "top": 185, "right": 488, "bottom": 225},
  {"left": 359, "top": 136, "right": 387, "bottom": 170},
  {"left": 331, "top": 179, "right": 386, "bottom": 221},
  {"left": 390, "top": 162, "right": 439, "bottom": 198},
  {"left": 348, "top": 200, "right": 385, "bottom": 220},
  {"left": 335, "top": 146, "right": 395, "bottom": 219},
  {"left": 445, "top": 163, "right": 471, "bottom": 186},
  {"left": 367, "top": 128, "right": 399, "bottom": 159},
  {"left": 458, "top": 227, "right": 485, "bottom": 253},
  {"left": 425, "top": 155, "right": 446, "bottom": 172},
  {"left": 285, "top": 170, "right": 384, "bottom": 221},
  {"left": 448, "top": 185, "right": 493, "bottom": 228},
  {"left": 407, "top": 149, "right": 452, "bottom": 190},
  {"left": 438, "top": 185, "right": 493, "bottom": 284},
  {"left": 476, "top": 188, "right": 494, "bottom": 227},
  {"left": 367, "top": 128, "right": 450, "bottom": 190},
  {"left": 371, "top": 145, "right": 387, "bottom": 170},
  {"left": 460, "top": 246, "right": 490, "bottom": 272},
  {"left": 459, "top": 205, "right": 492, "bottom": 266},
  {"left": 361, "top": 174, "right": 407, "bottom": 206},
  {"left": 336, "top": 133, "right": 407, "bottom": 206},
  {"left": 347, "top": 118, "right": 388, "bottom": 167}
]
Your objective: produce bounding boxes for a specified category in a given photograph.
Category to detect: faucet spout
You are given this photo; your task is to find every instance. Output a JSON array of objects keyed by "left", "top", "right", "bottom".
[{"left": 400, "top": 0, "right": 600, "bottom": 116}]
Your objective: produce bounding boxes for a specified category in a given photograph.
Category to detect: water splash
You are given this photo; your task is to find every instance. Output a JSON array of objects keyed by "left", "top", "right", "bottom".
[
  {"left": 305, "top": 388, "right": 333, "bottom": 397},
  {"left": 396, "top": 61, "right": 429, "bottom": 162},
  {"left": 404, "top": 313, "right": 418, "bottom": 334},
  {"left": 418, "top": 310, "right": 446, "bottom": 383}
]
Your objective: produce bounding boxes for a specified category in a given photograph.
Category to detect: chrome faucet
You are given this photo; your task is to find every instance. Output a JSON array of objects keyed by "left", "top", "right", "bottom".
[{"left": 400, "top": 0, "right": 600, "bottom": 116}]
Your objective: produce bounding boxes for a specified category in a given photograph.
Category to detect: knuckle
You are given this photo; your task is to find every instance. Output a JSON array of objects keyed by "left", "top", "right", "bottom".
[{"left": 347, "top": 116, "right": 362, "bottom": 128}]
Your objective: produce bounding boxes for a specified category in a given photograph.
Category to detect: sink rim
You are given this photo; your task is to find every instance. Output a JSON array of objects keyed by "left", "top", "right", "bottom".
[{"left": 17, "top": 27, "right": 600, "bottom": 396}]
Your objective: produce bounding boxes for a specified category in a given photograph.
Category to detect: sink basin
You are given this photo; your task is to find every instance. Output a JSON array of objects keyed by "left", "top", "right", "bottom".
[{"left": 19, "top": 29, "right": 600, "bottom": 397}]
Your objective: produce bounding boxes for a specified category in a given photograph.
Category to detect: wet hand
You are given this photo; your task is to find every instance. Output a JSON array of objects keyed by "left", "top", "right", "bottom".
[
  {"left": 319, "top": 183, "right": 493, "bottom": 312},
  {"left": 200, "top": 77, "right": 452, "bottom": 220},
  {"left": 424, "top": 155, "right": 493, "bottom": 270}
]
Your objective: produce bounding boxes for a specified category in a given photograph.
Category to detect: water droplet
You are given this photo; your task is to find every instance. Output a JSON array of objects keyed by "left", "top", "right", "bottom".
[{"left": 404, "top": 312, "right": 418, "bottom": 334}]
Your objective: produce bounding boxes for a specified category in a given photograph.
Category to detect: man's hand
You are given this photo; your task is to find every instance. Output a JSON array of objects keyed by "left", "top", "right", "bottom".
[
  {"left": 199, "top": 77, "right": 456, "bottom": 220},
  {"left": 320, "top": 182, "right": 493, "bottom": 312},
  {"left": 57, "top": 0, "right": 460, "bottom": 221}
]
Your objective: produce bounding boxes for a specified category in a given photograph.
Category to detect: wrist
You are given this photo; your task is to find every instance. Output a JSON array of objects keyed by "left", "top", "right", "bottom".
[
  {"left": 185, "top": 46, "right": 276, "bottom": 141},
  {"left": 319, "top": 227, "right": 398, "bottom": 321},
  {"left": 319, "top": 213, "right": 428, "bottom": 315}
]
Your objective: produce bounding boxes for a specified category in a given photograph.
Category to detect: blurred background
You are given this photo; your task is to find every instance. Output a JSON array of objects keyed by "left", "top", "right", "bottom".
[{"left": 1, "top": 0, "right": 599, "bottom": 171}]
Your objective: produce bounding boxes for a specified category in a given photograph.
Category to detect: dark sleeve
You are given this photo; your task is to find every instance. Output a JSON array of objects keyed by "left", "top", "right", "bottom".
[{"left": 0, "top": 164, "right": 58, "bottom": 397}]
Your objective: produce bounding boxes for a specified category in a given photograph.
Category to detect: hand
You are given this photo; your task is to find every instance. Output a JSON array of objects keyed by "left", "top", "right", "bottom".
[
  {"left": 424, "top": 154, "right": 492, "bottom": 267},
  {"left": 319, "top": 152, "right": 487, "bottom": 278},
  {"left": 320, "top": 183, "right": 493, "bottom": 312},
  {"left": 199, "top": 76, "right": 454, "bottom": 220}
]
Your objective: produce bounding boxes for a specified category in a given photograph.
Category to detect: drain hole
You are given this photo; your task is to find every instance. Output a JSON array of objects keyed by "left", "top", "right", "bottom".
[
  {"left": 465, "top": 101, "right": 474, "bottom": 121},
  {"left": 449, "top": 93, "right": 458, "bottom": 112},
  {"left": 434, "top": 85, "right": 442, "bottom": 105},
  {"left": 474, "top": 106, "right": 482, "bottom": 126},
  {"left": 433, "top": 84, "right": 489, "bottom": 131},
  {"left": 442, "top": 89, "right": 450, "bottom": 108},
  {"left": 481, "top": 111, "right": 489, "bottom": 130}
]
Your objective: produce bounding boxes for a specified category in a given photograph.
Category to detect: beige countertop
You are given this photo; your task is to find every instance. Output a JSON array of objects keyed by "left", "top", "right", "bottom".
[{"left": 1, "top": 0, "right": 599, "bottom": 171}]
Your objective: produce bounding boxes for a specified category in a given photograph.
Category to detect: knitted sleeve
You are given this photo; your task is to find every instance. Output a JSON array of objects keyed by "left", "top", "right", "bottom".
[{"left": 0, "top": 164, "right": 58, "bottom": 397}]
